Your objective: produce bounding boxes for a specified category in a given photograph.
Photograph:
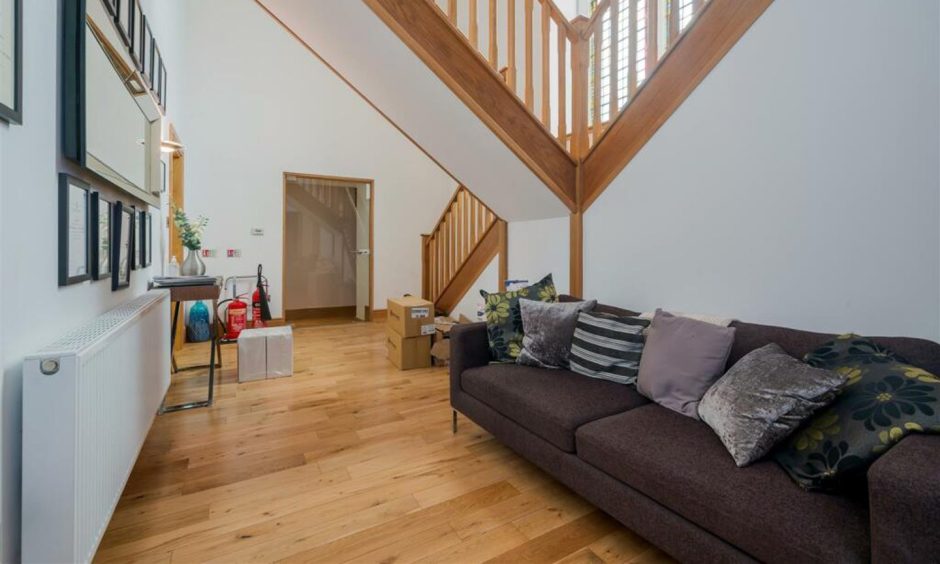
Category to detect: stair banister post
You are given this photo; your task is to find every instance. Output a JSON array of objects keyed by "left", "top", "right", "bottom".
[{"left": 569, "top": 16, "right": 591, "bottom": 161}]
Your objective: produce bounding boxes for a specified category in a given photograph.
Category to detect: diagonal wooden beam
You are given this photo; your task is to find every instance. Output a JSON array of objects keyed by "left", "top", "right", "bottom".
[
  {"left": 580, "top": 0, "right": 774, "bottom": 211},
  {"left": 364, "top": 0, "right": 578, "bottom": 211}
]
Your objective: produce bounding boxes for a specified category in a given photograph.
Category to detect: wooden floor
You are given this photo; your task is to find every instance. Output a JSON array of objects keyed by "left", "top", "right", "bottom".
[{"left": 96, "top": 319, "right": 672, "bottom": 563}]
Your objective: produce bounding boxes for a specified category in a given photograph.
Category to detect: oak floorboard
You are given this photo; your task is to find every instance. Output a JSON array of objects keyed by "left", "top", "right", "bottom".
[{"left": 95, "top": 320, "right": 672, "bottom": 563}]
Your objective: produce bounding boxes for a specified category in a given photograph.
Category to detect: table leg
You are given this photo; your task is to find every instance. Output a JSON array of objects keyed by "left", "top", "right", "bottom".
[
  {"left": 208, "top": 331, "right": 216, "bottom": 405},
  {"left": 170, "top": 301, "right": 181, "bottom": 373}
]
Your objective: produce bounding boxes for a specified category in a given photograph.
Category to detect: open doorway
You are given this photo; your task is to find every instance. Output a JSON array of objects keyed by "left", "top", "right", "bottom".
[{"left": 282, "top": 173, "right": 374, "bottom": 322}]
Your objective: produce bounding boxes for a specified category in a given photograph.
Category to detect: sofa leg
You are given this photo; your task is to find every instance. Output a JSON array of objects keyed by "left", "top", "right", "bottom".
[{"left": 452, "top": 410, "right": 458, "bottom": 434}]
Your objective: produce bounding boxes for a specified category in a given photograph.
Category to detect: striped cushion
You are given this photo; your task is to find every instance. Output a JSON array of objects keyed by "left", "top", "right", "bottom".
[{"left": 569, "top": 311, "right": 650, "bottom": 385}]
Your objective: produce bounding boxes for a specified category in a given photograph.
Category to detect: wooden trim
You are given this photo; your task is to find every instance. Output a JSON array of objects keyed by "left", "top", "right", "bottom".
[
  {"left": 282, "top": 172, "right": 375, "bottom": 322},
  {"left": 469, "top": 0, "right": 478, "bottom": 47},
  {"left": 569, "top": 211, "right": 583, "bottom": 297},
  {"left": 285, "top": 306, "right": 357, "bottom": 321},
  {"left": 364, "top": 0, "right": 577, "bottom": 211},
  {"left": 506, "top": 0, "right": 516, "bottom": 91},
  {"left": 580, "top": 0, "right": 773, "bottom": 211},
  {"left": 254, "top": 2, "right": 466, "bottom": 195},
  {"left": 370, "top": 309, "right": 388, "bottom": 322}
]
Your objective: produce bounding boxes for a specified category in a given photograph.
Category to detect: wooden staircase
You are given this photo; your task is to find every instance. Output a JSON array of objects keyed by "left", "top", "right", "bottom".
[
  {"left": 366, "top": 0, "right": 771, "bottom": 207},
  {"left": 421, "top": 186, "right": 507, "bottom": 315}
]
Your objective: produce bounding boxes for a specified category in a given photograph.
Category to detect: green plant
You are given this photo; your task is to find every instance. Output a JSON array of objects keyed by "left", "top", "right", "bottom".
[{"left": 172, "top": 206, "right": 209, "bottom": 251}]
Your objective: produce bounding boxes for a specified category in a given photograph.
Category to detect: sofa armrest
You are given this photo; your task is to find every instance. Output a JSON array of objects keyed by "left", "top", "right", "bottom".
[
  {"left": 449, "top": 322, "right": 490, "bottom": 404},
  {"left": 868, "top": 434, "right": 940, "bottom": 563}
]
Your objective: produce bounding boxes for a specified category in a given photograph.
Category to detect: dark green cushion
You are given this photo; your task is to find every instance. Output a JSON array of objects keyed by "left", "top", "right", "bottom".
[
  {"left": 774, "top": 334, "right": 940, "bottom": 492},
  {"left": 481, "top": 274, "right": 557, "bottom": 362}
]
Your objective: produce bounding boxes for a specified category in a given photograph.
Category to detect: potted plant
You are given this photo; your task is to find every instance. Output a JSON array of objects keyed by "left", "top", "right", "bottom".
[{"left": 172, "top": 207, "right": 209, "bottom": 276}]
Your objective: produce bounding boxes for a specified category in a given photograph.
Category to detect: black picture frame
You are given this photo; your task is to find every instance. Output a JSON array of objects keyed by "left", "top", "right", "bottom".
[
  {"left": 129, "top": 205, "right": 138, "bottom": 271},
  {"left": 135, "top": 5, "right": 148, "bottom": 74},
  {"left": 112, "top": 202, "right": 132, "bottom": 290},
  {"left": 150, "top": 43, "right": 162, "bottom": 102},
  {"left": 160, "top": 62, "right": 167, "bottom": 110},
  {"left": 0, "top": 0, "right": 23, "bottom": 125},
  {"left": 140, "top": 16, "right": 153, "bottom": 87},
  {"left": 58, "top": 174, "right": 91, "bottom": 286},
  {"left": 114, "top": 0, "right": 135, "bottom": 48},
  {"left": 90, "top": 192, "right": 112, "bottom": 281},
  {"left": 102, "top": 0, "right": 117, "bottom": 17},
  {"left": 138, "top": 209, "right": 148, "bottom": 267},
  {"left": 147, "top": 212, "right": 153, "bottom": 266}
]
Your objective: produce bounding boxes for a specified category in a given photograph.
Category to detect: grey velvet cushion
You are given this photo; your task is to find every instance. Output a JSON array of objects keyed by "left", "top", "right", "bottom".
[
  {"left": 698, "top": 343, "right": 848, "bottom": 467},
  {"left": 637, "top": 310, "right": 736, "bottom": 419},
  {"left": 517, "top": 298, "right": 596, "bottom": 369}
]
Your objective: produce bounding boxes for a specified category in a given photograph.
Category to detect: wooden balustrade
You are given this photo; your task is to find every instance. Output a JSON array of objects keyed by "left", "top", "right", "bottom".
[
  {"left": 428, "top": 0, "right": 712, "bottom": 156},
  {"left": 422, "top": 186, "right": 503, "bottom": 308},
  {"left": 431, "top": 0, "right": 579, "bottom": 149}
]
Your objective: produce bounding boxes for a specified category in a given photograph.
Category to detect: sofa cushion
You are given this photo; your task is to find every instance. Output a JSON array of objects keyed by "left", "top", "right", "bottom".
[
  {"left": 576, "top": 405, "right": 870, "bottom": 563},
  {"left": 461, "top": 364, "right": 648, "bottom": 452},
  {"left": 481, "top": 274, "right": 557, "bottom": 362}
]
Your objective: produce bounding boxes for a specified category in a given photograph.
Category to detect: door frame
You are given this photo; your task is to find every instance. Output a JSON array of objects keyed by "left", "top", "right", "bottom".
[{"left": 282, "top": 172, "right": 375, "bottom": 321}]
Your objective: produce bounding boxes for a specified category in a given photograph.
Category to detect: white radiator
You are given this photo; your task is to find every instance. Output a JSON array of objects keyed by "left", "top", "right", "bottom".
[{"left": 22, "top": 290, "right": 171, "bottom": 564}]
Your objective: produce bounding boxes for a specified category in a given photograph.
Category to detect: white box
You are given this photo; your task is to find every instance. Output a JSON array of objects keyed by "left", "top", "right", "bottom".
[
  {"left": 264, "top": 326, "right": 294, "bottom": 379},
  {"left": 237, "top": 326, "right": 294, "bottom": 382},
  {"left": 237, "top": 328, "right": 267, "bottom": 382}
]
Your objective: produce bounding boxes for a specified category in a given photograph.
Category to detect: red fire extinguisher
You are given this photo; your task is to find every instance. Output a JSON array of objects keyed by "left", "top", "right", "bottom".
[
  {"left": 252, "top": 264, "right": 272, "bottom": 328},
  {"left": 226, "top": 296, "right": 248, "bottom": 340}
]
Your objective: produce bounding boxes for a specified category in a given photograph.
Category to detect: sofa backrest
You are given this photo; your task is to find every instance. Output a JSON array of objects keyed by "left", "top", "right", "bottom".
[
  {"left": 728, "top": 320, "right": 940, "bottom": 375},
  {"left": 560, "top": 295, "right": 940, "bottom": 375}
]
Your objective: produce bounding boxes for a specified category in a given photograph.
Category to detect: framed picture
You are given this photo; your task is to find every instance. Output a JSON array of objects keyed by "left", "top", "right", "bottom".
[
  {"left": 140, "top": 16, "right": 153, "bottom": 86},
  {"left": 112, "top": 202, "right": 132, "bottom": 290},
  {"left": 115, "top": 0, "right": 135, "bottom": 48},
  {"left": 146, "top": 212, "right": 153, "bottom": 266},
  {"left": 150, "top": 44, "right": 162, "bottom": 101},
  {"left": 58, "top": 174, "right": 91, "bottom": 286},
  {"left": 102, "top": 0, "right": 117, "bottom": 17},
  {"left": 138, "top": 209, "right": 149, "bottom": 267},
  {"left": 0, "top": 0, "right": 22, "bottom": 124},
  {"left": 159, "top": 61, "right": 167, "bottom": 110},
  {"left": 90, "top": 193, "right": 112, "bottom": 281},
  {"left": 129, "top": 205, "right": 138, "bottom": 271},
  {"left": 135, "top": 6, "right": 148, "bottom": 74}
]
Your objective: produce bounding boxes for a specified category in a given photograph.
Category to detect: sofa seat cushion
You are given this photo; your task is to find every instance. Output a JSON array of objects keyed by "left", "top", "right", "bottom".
[
  {"left": 576, "top": 405, "right": 870, "bottom": 563},
  {"left": 461, "top": 364, "right": 648, "bottom": 452}
]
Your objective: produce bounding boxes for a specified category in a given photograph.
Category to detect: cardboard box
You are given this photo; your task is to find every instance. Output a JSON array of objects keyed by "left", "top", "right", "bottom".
[
  {"left": 387, "top": 296, "right": 434, "bottom": 338},
  {"left": 386, "top": 325, "right": 431, "bottom": 370},
  {"left": 264, "top": 326, "right": 294, "bottom": 379},
  {"left": 237, "top": 326, "right": 294, "bottom": 381},
  {"left": 237, "top": 329, "right": 267, "bottom": 382}
]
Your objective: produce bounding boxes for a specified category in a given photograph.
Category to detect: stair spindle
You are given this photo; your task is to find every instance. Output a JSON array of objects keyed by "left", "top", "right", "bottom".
[
  {"left": 489, "top": 0, "right": 498, "bottom": 68},
  {"left": 541, "top": 2, "right": 551, "bottom": 127},
  {"left": 507, "top": 0, "right": 517, "bottom": 92},
  {"left": 469, "top": 0, "right": 478, "bottom": 48},
  {"left": 647, "top": 0, "right": 658, "bottom": 70},
  {"left": 524, "top": 0, "right": 534, "bottom": 111}
]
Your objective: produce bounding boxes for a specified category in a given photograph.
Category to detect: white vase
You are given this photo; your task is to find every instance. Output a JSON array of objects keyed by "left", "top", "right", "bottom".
[{"left": 181, "top": 248, "right": 206, "bottom": 276}]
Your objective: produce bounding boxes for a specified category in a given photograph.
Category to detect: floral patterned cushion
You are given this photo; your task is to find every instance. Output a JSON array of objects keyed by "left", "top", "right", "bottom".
[
  {"left": 774, "top": 334, "right": 940, "bottom": 492},
  {"left": 481, "top": 274, "right": 557, "bottom": 362}
]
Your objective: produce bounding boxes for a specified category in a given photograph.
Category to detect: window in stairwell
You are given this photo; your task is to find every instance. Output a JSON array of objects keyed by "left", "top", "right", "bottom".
[
  {"left": 679, "top": 0, "right": 696, "bottom": 31},
  {"left": 599, "top": 9, "right": 612, "bottom": 123}
]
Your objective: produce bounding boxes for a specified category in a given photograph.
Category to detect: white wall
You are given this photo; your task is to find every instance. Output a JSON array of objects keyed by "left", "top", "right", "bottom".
[
  {"left": 509, "top": 217, "right": 570, "bottom": 295},
  {"left": 0, "top": 1, "right": 182, "bottom": 559},
  {"left": 174, "top": 0, "right": 457, "bottom": 318},
  {"left": 451, "top": 256, "right": 500, "bottom": 321},
  {"left": 258, "top": 0, "right": 568, "bottom": 222},
  {"left": 585, "top": 0, "right": 940, "bottom": 339}
]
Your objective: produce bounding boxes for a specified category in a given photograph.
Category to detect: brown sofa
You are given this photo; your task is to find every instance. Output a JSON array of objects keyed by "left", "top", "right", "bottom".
[{"left": 449, "top": 301, "right": 940, "bottom": 563}]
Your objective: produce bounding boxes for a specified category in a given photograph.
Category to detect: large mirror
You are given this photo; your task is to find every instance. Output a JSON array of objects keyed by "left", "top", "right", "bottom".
[{"left": 63, "top": 0, "right": 162, "bottom": 207}]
